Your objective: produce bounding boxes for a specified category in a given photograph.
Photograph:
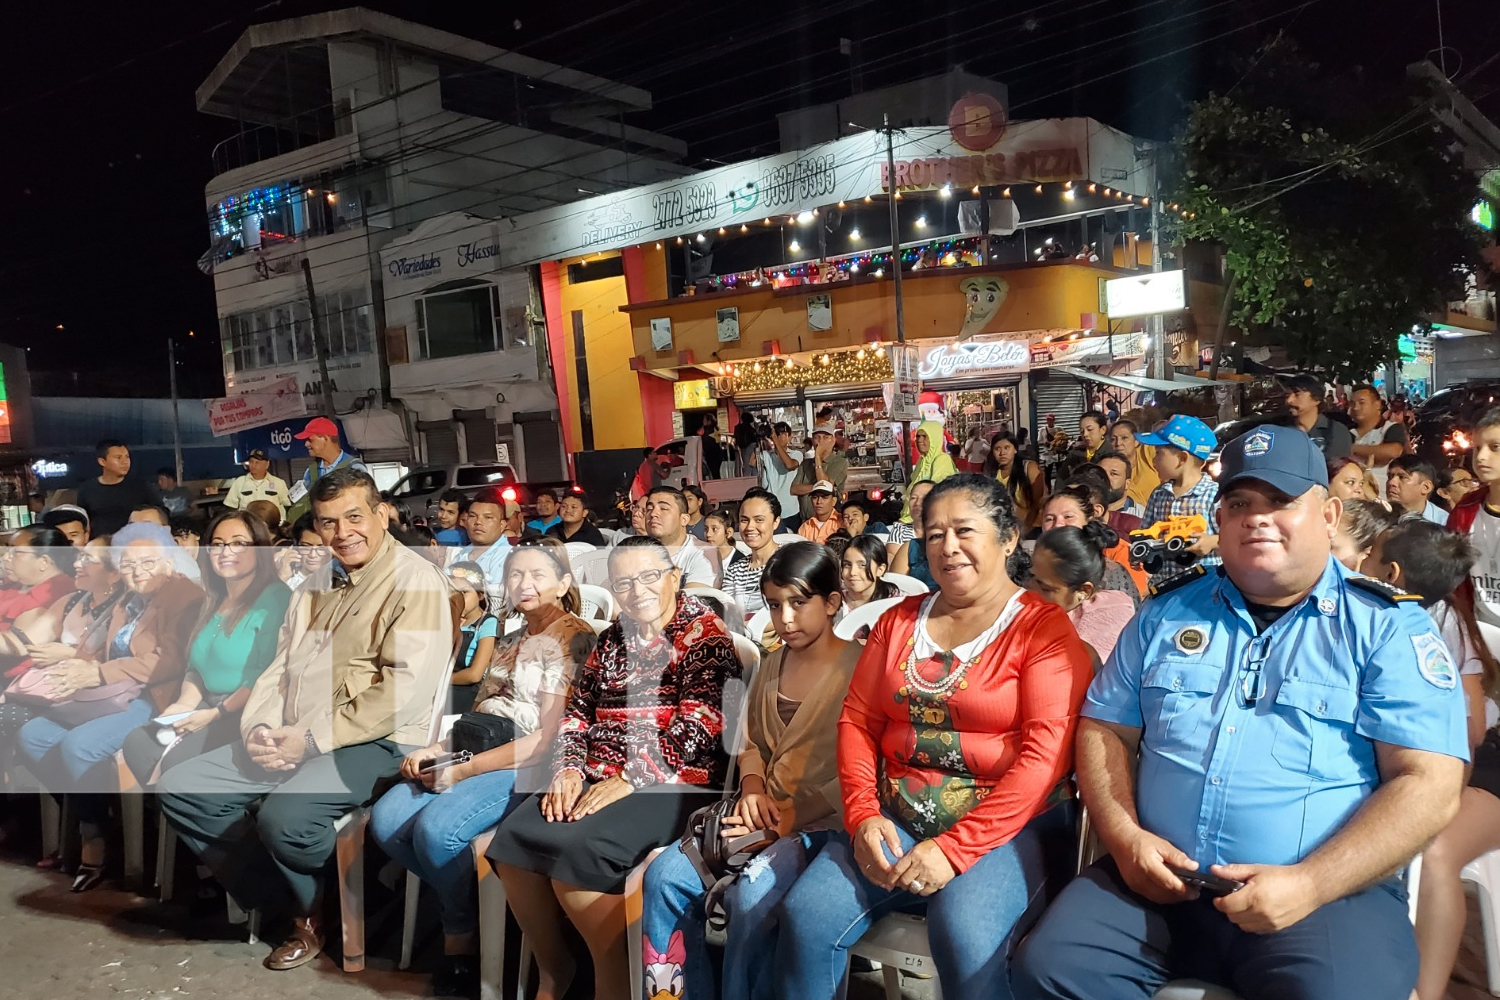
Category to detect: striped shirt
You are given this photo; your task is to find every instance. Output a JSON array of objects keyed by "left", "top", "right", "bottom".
[{"left": 722, "top": 551, "right": 768, "bottom": 613}]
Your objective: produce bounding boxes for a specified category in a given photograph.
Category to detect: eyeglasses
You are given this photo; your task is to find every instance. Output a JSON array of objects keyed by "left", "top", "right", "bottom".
[
  {"left": 609, "top": 568, "right": 671, "bottom": 594},
  {"left": 208, "top": 541, "right": 250, "bottom": 554},
  {"left": 117, "top": 557, "right": 165, "bottom": 575},
  {"left": 1240, "top": 633, "right": 1273, "bottom": 707},
  {"left": 75, "top": 554, "right": 103, "bottom": 567}
]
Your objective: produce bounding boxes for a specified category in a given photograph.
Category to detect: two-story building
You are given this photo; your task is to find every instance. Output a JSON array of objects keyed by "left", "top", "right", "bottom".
[{"left": 196, "top": 7, "right": 687, "bottom": 474}]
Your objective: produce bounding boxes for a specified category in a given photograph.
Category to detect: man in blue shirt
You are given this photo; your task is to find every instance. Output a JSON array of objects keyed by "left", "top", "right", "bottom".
[
  {"left": 444, "top": 486, "right": 513, "bottom": 610},
  {"left": 526, "top": 490, "right": 562, "bottom": 534},
  {"left": 286, "top": 417, "right": 368, "bottom": 524},
  {"left": 433, "top": 489, "right": 470, "bottom": 546},
  {"left": 1013, "top": 426, "right": 1468, "bottom": 1000}
]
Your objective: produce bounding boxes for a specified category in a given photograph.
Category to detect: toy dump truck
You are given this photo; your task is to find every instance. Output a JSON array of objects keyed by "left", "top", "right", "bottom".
[{"left": 1129, "top": 514, "right": 1210, "bottom": 574}]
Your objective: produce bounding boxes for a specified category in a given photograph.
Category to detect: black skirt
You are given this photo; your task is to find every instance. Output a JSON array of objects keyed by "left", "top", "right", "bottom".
[
  {"left": 1471, "top": 727, "right": 1500, "bottom": 802},
  {"left": 487, "top": 785, "right": 718, "bottom": 893}
]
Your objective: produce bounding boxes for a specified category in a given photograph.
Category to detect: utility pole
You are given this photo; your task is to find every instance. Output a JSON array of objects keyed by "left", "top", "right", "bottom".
[
  {"left": 1147, "top": 145, "right": 1171, "bottom": 382},
  {"left": 884, "top": 113, "right": 914, "bottom": 487},
  {"left": 301, "top": 257, "right": 338, "bottom": 417},
  {"left": 167, "top": 337, "right": 184, "bottom": 484}
]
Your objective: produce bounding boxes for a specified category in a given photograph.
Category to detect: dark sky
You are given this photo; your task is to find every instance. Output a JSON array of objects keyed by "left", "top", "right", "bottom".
[{"left": 1, "top": 0, "right": 1495, "bottom": 398}]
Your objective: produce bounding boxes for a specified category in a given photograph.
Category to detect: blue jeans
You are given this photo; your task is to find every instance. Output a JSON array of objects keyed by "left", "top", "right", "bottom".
[
  {"left": 641, "top": 829, "right": 834, "bottom": 1000},
  {"left": 17, "top": 698, "right": 155, "bottom": 826},
  {"left": 774, "top": 804, "right": 1075, "bottom": 1000},
  {"left": 368, "top": 768, "right": 520, "bottom": 935}
]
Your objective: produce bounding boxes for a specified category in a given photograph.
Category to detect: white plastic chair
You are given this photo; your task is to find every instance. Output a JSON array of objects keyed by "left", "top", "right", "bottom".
[
  {"left": 570, "top": 548, "right": 612, "bottom": 588},
  {"left": 774, "top": 533, "right": 808, "bottom": 546},
  {"left": 833, "top": 597, "right": 906, "bottom": 642},
  {"left": 882, "top": 573, "right": 929, "bottom": 596},
  {"left": 1459, "top": 849, "right": 1500, "bottom": 995},
  {"left": 564, "top": 541, "right": 598, "bottom": 563},
  {"left": 502, "top": 613, "right": 525, "bottom": 636},
  {"left": 473, "top": 824, "right": 532, "bottom": 1000},
  {"left": 746, "top": 607, "right": 774, "bottom": 649},
  {"left": 599, "top": 527, "right": 622, "bottom": 545},
  {"left": 690, "top": 586, "right": 741, "bottom": 614},
  {"left": 872, "top": 532, "right": 891, "bottom": 544},
  {"left": 578, "top": 583, "right": 616, "bottom": 622}
]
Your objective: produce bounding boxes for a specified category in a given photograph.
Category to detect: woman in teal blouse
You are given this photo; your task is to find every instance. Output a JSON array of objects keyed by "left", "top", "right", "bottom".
[{"left": 121, "top": 511, "right": 291, "bottom": 786}]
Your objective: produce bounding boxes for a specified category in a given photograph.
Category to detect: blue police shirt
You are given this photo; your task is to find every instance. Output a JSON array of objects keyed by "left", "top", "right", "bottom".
[{"left": 1084, "top": 556, "right": 1467, "bottom": 868}]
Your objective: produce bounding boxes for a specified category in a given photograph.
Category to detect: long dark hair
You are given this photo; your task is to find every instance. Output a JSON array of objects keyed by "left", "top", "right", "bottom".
[
  {"left": 199, "top": 511, "right": 281, "bottom": 632},
  {"left": 984, "top": 430, "right": 1034, "bottom": 511},
  {"left": 843, "top": 534, "right": 899, "bottom": 601}
]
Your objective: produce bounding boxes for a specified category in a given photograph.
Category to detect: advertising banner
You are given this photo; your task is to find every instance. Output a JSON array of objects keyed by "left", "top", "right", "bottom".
[{"left": 206, "top": 376, "right": 306, "bottom": 437}]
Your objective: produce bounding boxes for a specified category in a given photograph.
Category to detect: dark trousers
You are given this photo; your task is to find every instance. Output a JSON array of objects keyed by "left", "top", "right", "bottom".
[
  {"left": 120, "top": 713, "right": 241, "bottom": 788},
  {"left": 1010, "top": 857, "right": 1418, "bottom": 1000},
  {"left": 157, "top": 739, "right": 403, "bottom": 914}
]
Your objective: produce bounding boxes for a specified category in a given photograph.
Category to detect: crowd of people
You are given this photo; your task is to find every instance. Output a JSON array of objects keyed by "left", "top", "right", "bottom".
[{"left": 0, "top": 375, "right": 1494, "bottom": 1000}]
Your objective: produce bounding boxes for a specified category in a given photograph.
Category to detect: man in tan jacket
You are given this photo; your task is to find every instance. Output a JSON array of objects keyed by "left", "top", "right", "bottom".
[{"left": 159, "top": 468, "right": 453, "bottom": 971}]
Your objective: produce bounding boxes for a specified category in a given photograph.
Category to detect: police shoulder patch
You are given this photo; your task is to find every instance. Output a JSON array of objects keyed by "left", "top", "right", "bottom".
[
  {"left": 1347, "top": 576, "right": 1422, "bottom": 605},
  {"left": 1148, "top": 565, "right": 1206, "bottom": 599},
  {"left": 1412, "top": 631, "right": 1458, "bottom": 690}
]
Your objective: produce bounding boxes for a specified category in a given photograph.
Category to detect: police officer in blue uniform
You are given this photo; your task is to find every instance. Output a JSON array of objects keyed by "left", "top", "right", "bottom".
[{"left": 1012, "top": 425, "right": 1468, "bottom": 1000}]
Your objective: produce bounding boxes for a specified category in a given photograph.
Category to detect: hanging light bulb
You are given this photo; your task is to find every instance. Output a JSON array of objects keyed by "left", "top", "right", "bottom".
[
  {"left": 763, "top": 217, "right": 773, "bottom": 225},
  {"left": 676, "top": 236, "right": 683, "bottom": 244},
  {"left": 875, "top": 344, "right": 886, "bottom": 358},
  {"left": 1034, "top": 184, "right": 1043, "bottom": 194},
  {"left": 1064, "top": 181, "right": 1074, "bottom": 190},
  {"left": 796, "top": 210, "right": 815, "bottom": 224},
  {"left": 864, "top": 195, "right": 873, "bottom": 203},
  {"left": 915, "top": 216, "right": 927, "bottom": 227},
  {"left": 789, "top": 239, "right": 801, "bottom": 253},
  {"left": 972, "top": 185, "right": 981, "bottom": 195},
  {"left": 857, "top": 347, "right": 866, "bottom": 359},
  {"left": 837, "top": 201, "right": 846, "bottom": 208},
  {"left": 655, "top": 242, "right": 662, "bottom": 249},
  {"left": 696, "top": 233, "right": 707, "bottom": 243},
  {"left": 740, "top": 224, "right": 748, "bottom": 233},
  {"left": 940, "top": 184, "right": 952, "bottom": 198},
  {"left": 1002, "top": 187, "right": 1012, "bottom": 198},
  {"left": 850, "top": 228, "right": 861, "bottom": 240},
  {"left": 1088, "top": 183, "right": 1098, "bottom": 193},
  {"left": 718, "top": 227, "right": 726, "bottom": 235},
  {"left": 874, "top": 268, "right": 885, "bottom": 277},
  {"left": 1103, "top": 187, "right": 1112, "bottom": 196}
]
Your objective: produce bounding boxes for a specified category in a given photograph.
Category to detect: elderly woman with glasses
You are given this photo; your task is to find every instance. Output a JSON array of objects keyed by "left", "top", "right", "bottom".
[
  {"left": 489, "top": 536, "right": 740, "bottom": 1000},
  {"left": 370, "top": 537, "right": 597, "bottom": 997},
  {"left": 0, "top": 525, "right": 77, "bottom": 636},
  {"left": 13, "top": 522, "right": 205, "bottom": 891},
  {"left": 118, "top": 511, "right": 291, "bottom": 788}
]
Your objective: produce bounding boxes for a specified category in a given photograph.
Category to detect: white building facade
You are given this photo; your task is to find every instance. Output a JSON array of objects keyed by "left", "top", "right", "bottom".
[{"left": 197, "top": 7, "right": 687, "bottom": 472}]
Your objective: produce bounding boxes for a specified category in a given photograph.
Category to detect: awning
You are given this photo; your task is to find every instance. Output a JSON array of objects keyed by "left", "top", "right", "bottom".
[
  {"left": 1053, "top": 366, "right": 1205, "bottom": 394},
  {"left": 1125, "top": 369, "right": 1221, "bottom": 387}
]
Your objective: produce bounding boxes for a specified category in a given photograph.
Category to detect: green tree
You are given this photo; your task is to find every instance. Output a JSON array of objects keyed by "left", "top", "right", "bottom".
[{"left": 1162, "top": 40, "right": 1482, "bottom": 380}]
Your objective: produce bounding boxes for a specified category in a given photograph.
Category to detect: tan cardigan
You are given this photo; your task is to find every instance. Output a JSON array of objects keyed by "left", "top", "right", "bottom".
[
  {"left": 737, "top": 640, "right": 860, "bottom": 831},
  {"left": 95, "top": 575, "right": 207, "bottom": 712}
]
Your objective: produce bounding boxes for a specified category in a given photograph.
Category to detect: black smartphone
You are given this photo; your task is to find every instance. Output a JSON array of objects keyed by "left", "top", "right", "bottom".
[{"left": 1165, "top": 864, "right": 1244, "bottom": 897}]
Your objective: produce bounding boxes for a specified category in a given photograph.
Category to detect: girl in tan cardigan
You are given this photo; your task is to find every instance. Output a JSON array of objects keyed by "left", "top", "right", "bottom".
[{"left": 638, "top": 542, "right": 859, "bottom": 1000}]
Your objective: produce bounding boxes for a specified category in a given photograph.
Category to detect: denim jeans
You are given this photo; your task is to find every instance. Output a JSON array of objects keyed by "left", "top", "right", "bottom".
[
  {"left": 17, "top": 698, "right": 155, "bottom": 826},
  {"left": 641, "top": 828, "right": 834, "bottom": 1000},
  {"left": 773, "top": 803, "right": 1075, "bottom": 1000},
  {"left": 368, "top": 768, "right": 520, "bottom": 935}
]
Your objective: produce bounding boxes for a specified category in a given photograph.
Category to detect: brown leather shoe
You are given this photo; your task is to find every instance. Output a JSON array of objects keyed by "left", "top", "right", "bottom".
[{"left": 263, "top": 915, "right": 323, "bottom": 970}]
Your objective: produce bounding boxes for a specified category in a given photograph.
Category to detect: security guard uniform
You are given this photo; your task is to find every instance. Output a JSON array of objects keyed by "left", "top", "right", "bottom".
[{"left": 1013, "top": 424, "right": 1468, "bottom": 1000}]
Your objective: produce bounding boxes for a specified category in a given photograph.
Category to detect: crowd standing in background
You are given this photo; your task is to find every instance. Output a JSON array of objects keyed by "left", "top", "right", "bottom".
[{"left": 0, "top": 379, "right": 1497, "bottom": 1000}]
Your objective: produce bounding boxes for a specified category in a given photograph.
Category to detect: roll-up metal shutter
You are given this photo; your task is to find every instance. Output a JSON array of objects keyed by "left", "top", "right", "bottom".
[
  {"left": 418, "top": 420, "right": 460, "bottom": 467},
  {"left": 1031, "top": 373, "right": 1087, "bottom": 437},
  {"left": 456, "top": 409, "right": 496, "bottom": 462}
]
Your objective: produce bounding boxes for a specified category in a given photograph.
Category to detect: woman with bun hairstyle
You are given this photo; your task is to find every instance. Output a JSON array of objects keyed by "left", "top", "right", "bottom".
[{"left": 1024, "top": 523, "right": 1137, "bottom": 665}]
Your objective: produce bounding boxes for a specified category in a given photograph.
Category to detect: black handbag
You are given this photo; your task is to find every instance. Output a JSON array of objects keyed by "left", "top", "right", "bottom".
[
  {"left": 679, "top": 797, "right": 778, "bottom": 933},
  {"left": 450, "top": 712, "right": 517, "bottom": 755}
]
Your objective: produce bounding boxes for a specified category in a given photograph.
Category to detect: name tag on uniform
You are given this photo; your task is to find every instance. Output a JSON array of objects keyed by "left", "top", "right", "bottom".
[{"left": 288, "top": 480, "right": 309, "bottom": 504}]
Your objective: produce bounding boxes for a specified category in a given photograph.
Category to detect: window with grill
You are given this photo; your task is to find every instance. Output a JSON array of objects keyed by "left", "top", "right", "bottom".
[{"left": 416, "top": 284, "right": 501, "bottom": 360}]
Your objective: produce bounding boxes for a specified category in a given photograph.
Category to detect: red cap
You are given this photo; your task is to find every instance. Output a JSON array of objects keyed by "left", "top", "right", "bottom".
[{"left": 294, "top": 416, "right": 339, "bottom": 440}]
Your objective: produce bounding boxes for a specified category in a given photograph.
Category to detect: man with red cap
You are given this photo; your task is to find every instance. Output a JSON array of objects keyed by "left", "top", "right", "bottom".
[{"left": 286, "top": 417, "right": 368, "bottom": 524}]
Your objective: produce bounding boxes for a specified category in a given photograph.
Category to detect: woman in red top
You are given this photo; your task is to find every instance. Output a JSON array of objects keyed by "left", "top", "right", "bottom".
[{"left": 774, "top": 474, "right": 1094, "bottom": 1000}]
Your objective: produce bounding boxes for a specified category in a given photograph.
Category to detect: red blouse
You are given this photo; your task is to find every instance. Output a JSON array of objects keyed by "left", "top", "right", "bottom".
[{"left": 838, "top": 591, "right": 1093, "bottom": 873}]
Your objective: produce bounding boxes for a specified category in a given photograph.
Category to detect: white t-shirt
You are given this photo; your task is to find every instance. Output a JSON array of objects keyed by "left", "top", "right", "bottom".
[
  {"left": 1432, "top": 601, "right": 1499, "bottom": 730},
  {"left": 1470, "top": 505, "right": 1500, "bottom": 630},
  {"left": 759, "top": 448, "right": 803, "bottom": 522},
  {"left": 669, "top": 538, "right": 720, "bottom": 588},
  {"left": 1354, "top": 421, "right": 1406, "bottom": 493}
]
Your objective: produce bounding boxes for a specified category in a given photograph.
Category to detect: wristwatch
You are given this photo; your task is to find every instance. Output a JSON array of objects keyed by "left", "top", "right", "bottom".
[{"left": 304, "top": 730, "right": 320, "bottom": 758}]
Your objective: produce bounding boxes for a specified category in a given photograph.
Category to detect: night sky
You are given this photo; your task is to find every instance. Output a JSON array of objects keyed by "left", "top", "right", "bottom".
[{"left": 1, "top": 0, "right": 1495, "bottom": 399}]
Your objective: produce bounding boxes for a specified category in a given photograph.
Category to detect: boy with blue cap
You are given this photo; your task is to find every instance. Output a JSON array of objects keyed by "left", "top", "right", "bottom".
[{"left": 1136, "top": 414, "right": 1221, "bottom": 590}]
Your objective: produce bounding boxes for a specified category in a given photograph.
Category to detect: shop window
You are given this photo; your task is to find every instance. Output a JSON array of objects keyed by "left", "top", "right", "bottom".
[{"left": 416, "top": 284, "right": 501, "bottom": 360}]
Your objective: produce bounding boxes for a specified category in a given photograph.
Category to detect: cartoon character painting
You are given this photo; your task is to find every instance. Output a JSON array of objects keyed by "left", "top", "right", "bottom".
[
  {"left": 644, "top": 930, "right": 688, "bottom": 1000},
  {"left": 958, "top": 275, "right": 1010, "bottom": 339}
]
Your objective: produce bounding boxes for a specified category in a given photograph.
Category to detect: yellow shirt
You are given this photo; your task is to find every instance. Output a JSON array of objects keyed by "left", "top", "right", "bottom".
[{"left": 1125, "top": 445, "right": 1161, "bottom": 507}]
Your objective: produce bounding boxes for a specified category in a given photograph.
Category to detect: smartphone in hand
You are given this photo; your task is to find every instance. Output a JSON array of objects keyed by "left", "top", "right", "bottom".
[
  {"left": 418, "top": 750, "right": 473, "bottom": 774},
  {"left": 1165, "top": 864, "right": 1244, "bottom": 897}
]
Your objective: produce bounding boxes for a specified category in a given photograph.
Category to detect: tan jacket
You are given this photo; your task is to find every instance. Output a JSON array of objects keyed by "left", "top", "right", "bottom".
[
  {"left": 738, "top": 641, "right": 860, "bottom": 831},
  {"left": 95, "top": 575, "right": 207, "bottom": 712},
  {"left": 241, "top": 532, "right": 454, "bottom": 752}
]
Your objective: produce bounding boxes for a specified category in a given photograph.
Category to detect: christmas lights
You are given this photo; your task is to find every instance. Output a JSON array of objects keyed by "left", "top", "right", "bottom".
[{"left": 731, "top": 348, "right": 894, "bottom": 392}]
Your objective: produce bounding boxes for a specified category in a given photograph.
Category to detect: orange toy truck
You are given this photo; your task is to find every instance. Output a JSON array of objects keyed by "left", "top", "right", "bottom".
[{"left": 1129, "top": 514, "right": 1209, "bottom": 573}]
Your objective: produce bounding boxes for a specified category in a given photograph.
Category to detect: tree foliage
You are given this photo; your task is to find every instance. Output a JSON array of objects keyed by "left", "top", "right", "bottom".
[{"left": 1161, "top": 39, "right": 1483, "bottom": 379}]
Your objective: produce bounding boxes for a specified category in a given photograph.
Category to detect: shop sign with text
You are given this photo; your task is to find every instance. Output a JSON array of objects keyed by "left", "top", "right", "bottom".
[{"left": 917, "top": 340, "right": 1031, "bottom": 379}]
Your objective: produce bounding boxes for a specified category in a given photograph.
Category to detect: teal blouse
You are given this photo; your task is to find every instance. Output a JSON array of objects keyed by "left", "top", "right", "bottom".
[{"left": 188, "top": 581, "right": 293, "bottom": 695}]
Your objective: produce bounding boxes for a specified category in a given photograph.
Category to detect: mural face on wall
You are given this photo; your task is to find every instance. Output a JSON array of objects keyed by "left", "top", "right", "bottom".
[{"left": 958, "top": 276, "right": 1009, "bottom": 339}]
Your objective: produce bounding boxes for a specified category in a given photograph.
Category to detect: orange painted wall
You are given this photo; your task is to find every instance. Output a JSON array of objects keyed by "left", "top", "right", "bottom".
[
  {"left": 625, "top": 261, "right": 1115, "bottom": 365},
  {"left": 554, "top": 250, "right": 653, "bottom": 451}
]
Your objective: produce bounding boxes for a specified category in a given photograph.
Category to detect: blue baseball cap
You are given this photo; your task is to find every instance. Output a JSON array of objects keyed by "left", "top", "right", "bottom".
[
  {"left": 1136, "top": 414, "right": 1216, "bottom": 461},
  {"left": 1218, "top": 424, "right": 1328, "bottom": 496}
]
